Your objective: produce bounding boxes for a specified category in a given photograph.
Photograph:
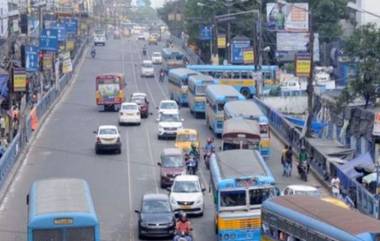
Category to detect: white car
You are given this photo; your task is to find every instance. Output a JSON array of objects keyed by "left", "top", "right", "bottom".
[
  {"left": 119, "top": 102, "right": 141, "bottom": 125},
  {"left": 158, "top": 100, "right": 179, "bottom": 115},
  {"left": 157, "top": 112, "right": 183, "bottom": 139},
  {"left": 94, "top": 30, "right": 106, "bottom": 46},
  {"left": 141, "top": 60, "right": 155, "bottom": 77},
  {"left": 152, "top": 52, "right": 163, "bottom": 64},
  {"left": 283, "top": 185, "right": 321, "bottom": 197},
  {"left": 169, "top": 175, "right": 205, "bottom": 216},
  {"left": 94, "top": 125, "right": 121, "bottom": 154}
]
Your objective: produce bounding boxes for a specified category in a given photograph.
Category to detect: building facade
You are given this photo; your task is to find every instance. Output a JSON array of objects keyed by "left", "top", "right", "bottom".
[{"left": 355, "top": 0, "right": 380, "bottom": 26}]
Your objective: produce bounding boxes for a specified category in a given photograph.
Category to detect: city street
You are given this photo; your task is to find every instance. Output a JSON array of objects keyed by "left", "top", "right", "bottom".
[{"left": 0, "top": 38, "right": 326, "bottom": 241}]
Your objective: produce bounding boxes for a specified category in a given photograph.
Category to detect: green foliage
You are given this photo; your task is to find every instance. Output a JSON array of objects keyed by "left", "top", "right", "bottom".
[{"left": 344, "top": 24, "right": 380, "bottom": 108}]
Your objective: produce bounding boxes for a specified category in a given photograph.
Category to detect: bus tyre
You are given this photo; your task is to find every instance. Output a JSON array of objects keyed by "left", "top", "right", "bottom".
[{"left": 241, "top": 88, "right": 250, "bottom": 98}]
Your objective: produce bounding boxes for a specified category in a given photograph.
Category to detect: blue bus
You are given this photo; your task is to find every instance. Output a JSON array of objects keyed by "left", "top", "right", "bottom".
[
  {"left": 210, "top": 149, "right": 277, "bottom": 241},
  {"left": 188, "top": 74, "right": 218, "bottom": 118},
  {"left": 205, "top": 85, "right": 245, "bottom": 135},
  {"left": 187, "top": 65, "right": 278, "bottom": 97},
  {"left": 168, "top": 68, "right": 199, "bottom": 106},
  {"left": 162, "top": 48, "right": 185, "bottom": 69},
  {"left": 262, "top": 195, "right": 380, "bottom": 241},
  {"left": 224, "top": 100, "right": 271, "bottom": 157},
  {"left": 27, "top": 178, "right": 100, "bottom": 241}
]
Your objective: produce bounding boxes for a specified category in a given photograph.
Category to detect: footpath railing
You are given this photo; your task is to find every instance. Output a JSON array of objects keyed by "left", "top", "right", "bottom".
[
  {"left": 171, "top": 36, "right": 204, "bottom": 65},
  {"left": 0, "top": 39, "right": 87, "bottom": 192},
  {"left": 253, "top": 96, "right": 380, "bottom": 219}
]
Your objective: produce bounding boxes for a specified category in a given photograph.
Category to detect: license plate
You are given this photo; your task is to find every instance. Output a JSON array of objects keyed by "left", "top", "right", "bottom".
[
  {"left": 180, "top": 205, "right": 191, "bottom": 209},
  {"left": 127, "top": 113, "right": 134, "bottom": 116}
]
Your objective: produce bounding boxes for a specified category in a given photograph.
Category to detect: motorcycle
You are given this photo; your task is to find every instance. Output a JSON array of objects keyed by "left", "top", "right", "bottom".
[
  {"left": 186, "top": 158, "right": 197, "bottom": 175},
  {"left": 91, "top": 49, "right": 96, "bottom": 58},
  {"left": 297, "top": 162, "right": 308, "bottom": 182},
  {"left": 142, "top": 48, "right": 147, "bottom": 56},
  {"left": 159, "top": 71, "right": 165, "bottom": 82},
  {"left": 173, "top": 232, "right": 193, "bottom": 241}
]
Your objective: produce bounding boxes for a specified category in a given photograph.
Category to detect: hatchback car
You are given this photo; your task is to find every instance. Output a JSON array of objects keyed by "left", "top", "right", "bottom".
[
  {"left": 169, "top": 175, "right": 205, "bottom": 216},
  {"left": 119, "top": 102, "right": 141, "bottom": 125},
  {"left": 152, "top": 52, "right": 163, "bottom": 64},
  {"left": 141, "top": 60, "right": 154, "bottom": 77},
  {"left": 158, "top": 100, "right": 179, "bottom": 115},
  {"left": 94, "top": 125, "right": 121, "bottom": 154},
  {"left": 130, "top": 92, "right": 149, "bottom": 118},
  {"left": 135, "top": 194, "right": 175, "bottom": 239},
  {"left": 158, "top": 148, "right": 186, "bottom": 188},
  {"left": 157, "top": 112, "right": 183, "bottom": 139}
]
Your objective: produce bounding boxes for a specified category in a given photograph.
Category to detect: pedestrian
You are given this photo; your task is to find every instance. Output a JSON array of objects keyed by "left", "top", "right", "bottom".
[
  {"left": 285, "top": 146, "right": 293, "bottom": 177},
  {"left": 330, "top": 175, "right": 341, "bottom": 198},
  {"left": 281, "top": 145, "right": 288, "bottom": 176},
  {"left": 298, "top": 146, "right": 309, "bottom": 172}
]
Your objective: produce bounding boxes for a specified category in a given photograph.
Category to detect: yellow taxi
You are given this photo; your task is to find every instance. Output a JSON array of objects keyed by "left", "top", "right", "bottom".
[
  {"left": 175, "top": 129, "right": 200, "bottom": 152},
  {"left": 148, "top": 35, "right": 158, "bottom": 45}
]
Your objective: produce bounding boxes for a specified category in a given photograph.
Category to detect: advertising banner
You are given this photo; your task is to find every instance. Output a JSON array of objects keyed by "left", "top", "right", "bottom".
[
  {"left": 217, "top": 34, "right": 226, "bottom": 49},
  {"left": 243, "top": 48, "right": 254, "bottom": 64},
  {"left": 295, "top": 53, "right": 311, "bottom": 77},
  {"left": 267, "top": 2, "right": 309, "bottom": 32},
  {"left": 276, "top": 32, "right": 320, "bottom": 62},
  {"left": 62, "top": 52, "right": 72, "bottom": 74},
  {"left": 43, "top": 53, "right": 53, "bottom": 70},
  {"left": 25, "top": 45, "right": 39, "bottom": 72},
  {"left": 13, "top": 68, "right": 27, "bottom": 92}
]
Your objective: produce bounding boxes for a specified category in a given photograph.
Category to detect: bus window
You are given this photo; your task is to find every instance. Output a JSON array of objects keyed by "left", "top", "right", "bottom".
[
  {"left": 220, "top": 190, "right": 246, "bottom": 207},
  {"left": 222, "top": 72, "right": 231, "bottom": 78},
  {"left": 263, "top": 71, "right": 272, "bottom": 81},
  {"left": 241, "top": 72, "right": 249, "bottom": 79},
  {"left": 214, "top": 71, "right": 223, "bottom": 78},
  {"left": 249, "top": 188, "right": 272, "bottom": 206},
  {"left": 232, "top": 72, "right": 240, "bottom": 79},
  {"left": 260, "top": 124, "right": 269, "bottom": 135},
  {"left": 217, "top": 103, "right": 225, "bottom": 111},
  {"left": 66, "top": 227, "right": 95, "bottom": 241},
  {"left": 33, "top": 229, "right": 62, "bottom": 241}
]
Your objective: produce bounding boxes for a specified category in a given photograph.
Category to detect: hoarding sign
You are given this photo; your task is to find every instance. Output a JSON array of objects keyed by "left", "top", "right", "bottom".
[
  {"left": 295, "top": 53, "right": 311, "bottom": 77},
  {"left": 13, "top": 68, "right": 27, "bottom": 92},
  {"left": 276, "top": 32, "right": 320, "bottom": 62},
  {"left": 267, "top": 2, "right": 309, "bottom": 32},
  {"left": 243, "top": 48, "right": 254, "bottom": 64},
  {"left": 231, "top": 39, "right": 250, "bottom": 64},
  {"left": 62, "top": 52, "right": 72, "bottom": 74},
  {"left": 217, "top": 34, "right": 226, "bottom": 49}
]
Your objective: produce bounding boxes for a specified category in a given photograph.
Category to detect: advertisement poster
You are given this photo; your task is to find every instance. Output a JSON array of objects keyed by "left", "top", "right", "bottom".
[
  {"left": 13, "top": 68, "right": 27, "bottom": 92},
  {"left": 43, "top": 53, "right": 53, "bottom": 70},
  {"left": 231, "top": 38, "right": 251, "bottom": 64},
  {"left": 243, "top": 49, "right": 254, "bottom": 64},
  {"left": 217, "top": 35, "right": 226, "bottom": 49},
  {"left": 276, "top": 32, "right": 320, "bottom": 62},
  {"left": 267, "top": 2, "right": 309, "bottom": 32},
  {"left": 62, "top": 52, "right": 72, "bottom": 74}
]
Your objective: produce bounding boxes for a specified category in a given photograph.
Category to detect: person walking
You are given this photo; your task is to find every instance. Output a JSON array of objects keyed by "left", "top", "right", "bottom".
[
  {"left": 281, "top": 145, "right": 288, "bottom": 176},
  {"left": 285, "top": 146, "right": 293, "bottom": 177},
  {"left": 331, "top": 175, "right": 341, "bottom": 198}
]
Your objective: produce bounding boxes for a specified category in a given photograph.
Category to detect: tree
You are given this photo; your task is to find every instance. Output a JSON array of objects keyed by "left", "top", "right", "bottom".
[{"left": 343, "top": 24, "right": 380, "bottom": 108}]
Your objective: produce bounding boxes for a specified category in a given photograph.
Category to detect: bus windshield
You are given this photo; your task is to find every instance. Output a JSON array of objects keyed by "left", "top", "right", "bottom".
[
  {"left": 196, "top": 85, "right": 207, "bottom": 95},
  {"left": 220, "top": 190, "right": 246, "bottom": 207},
  {"left": 249, "top": 188, "right": 273, "bottom": 206}
]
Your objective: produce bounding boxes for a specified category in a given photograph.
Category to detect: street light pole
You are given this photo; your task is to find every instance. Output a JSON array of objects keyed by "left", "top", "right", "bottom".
[{"left": 305, "top": 10, "right": 314, "bottom": 137}]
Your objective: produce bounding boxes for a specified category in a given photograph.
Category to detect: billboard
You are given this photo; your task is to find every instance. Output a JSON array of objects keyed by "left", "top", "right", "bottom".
[
  {"left": 231, "top": 38, "right": 251, "bottom": 64},
  {"left": 276, "top": 32, "right": 320, "bottom": 62},
  {"left": 267, "top": 2, "right": 309, "bottom": 32}
]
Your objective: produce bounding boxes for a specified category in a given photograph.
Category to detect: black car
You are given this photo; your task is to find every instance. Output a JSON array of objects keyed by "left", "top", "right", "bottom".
[{"left": 135, "top": 193, "right": 176, "bottom": 239}]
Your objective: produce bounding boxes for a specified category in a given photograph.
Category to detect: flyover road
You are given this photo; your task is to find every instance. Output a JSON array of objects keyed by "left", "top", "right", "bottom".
[{"left": 0, "top": 37, "right": 326, "bottom": 241}]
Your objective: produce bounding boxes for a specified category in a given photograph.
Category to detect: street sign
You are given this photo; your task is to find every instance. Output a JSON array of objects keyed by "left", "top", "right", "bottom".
[
  {"left": 62, "top": 52, "right": 72, "bottom": 74},
  {"left": 54, "top": 23, "right": 67, "bottom": 42},
  {"left": 231, "top": 39, "right": 251, "bottom": 64},
  {"left": 217, "top": 34, "right": 226, "bottom": 49},
  {"left": 199, "top": 26, "right": 212, "bottom": 41},
  {"left": 25, "top": 45, "right": 39, "bottom": 72},
  {"left": 40, "top": 29, "right": 58, "bottom": 51},
  {"left": 13, "top": 68, "right": 27, "bottom": 92},
  {"left": 295, "top": 53, "right": 311, "bottom": 77},
  {"left": 63, "top": 18, "right": 78, "bottom": 34}
]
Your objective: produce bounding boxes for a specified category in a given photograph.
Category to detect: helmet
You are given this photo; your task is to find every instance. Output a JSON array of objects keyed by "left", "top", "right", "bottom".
[{"left": 179, "top": 212, "right": 187, "bottom": 221}]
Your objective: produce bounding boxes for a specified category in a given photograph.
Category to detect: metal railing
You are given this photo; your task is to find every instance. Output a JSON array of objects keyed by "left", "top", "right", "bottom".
[{"left": 0, "top": 39, "right": 87, "bottom": 192}]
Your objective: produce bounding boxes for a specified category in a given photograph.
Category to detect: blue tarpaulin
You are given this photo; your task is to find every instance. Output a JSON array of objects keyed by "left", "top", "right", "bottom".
[
  {"left": 0, "top": 74, "right": 9, "bottom": 98},
  {"left": 336, "top": 152, "right": 373, "bottom": 189}
]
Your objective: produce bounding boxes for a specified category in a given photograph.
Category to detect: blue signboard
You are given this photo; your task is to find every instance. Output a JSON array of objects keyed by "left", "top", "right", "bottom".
[
  {"left": 231, "top": 39, "right": 251, "bottom": 64},
  {"left": 40, "top": 29, "right": 58, "bottom": 51},
  {"left": 25, "top": 45, "right": 39, "bottom": 72},
  {"left": 199, "top": 26, "right": 212, "bottom": 41},
  {"left": 63, "top": 18, "right": 78, "bottom": 34},
  {"left": 54, "top": 23, "right": 67, "bottom": 42}
]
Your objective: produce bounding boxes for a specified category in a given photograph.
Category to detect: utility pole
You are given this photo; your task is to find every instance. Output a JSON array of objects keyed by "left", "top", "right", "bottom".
[
  {"left": 305, "top": 10, "right": 314, "bottom": 137},
  {"left": 225, "top": 0, "right": 232, "bottom": 64}
]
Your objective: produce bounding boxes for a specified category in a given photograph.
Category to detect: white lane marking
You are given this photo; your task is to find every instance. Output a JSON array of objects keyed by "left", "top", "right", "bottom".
[
  {"left": 144, "top": 128, "right": 159, "bottom": 194},
  {"left": 125, "top": 132, "right": 135, "bottom": 241}
]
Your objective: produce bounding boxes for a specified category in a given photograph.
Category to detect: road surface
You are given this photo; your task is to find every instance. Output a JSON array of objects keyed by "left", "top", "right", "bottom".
[{"left": 0, "top": 37, "right": 326, "bottom": 241}]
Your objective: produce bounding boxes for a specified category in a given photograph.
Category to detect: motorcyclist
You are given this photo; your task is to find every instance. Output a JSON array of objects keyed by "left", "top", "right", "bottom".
[
  {"left": 185, "top": 153, "right": 197, "bottom": 175},
  {"left": 188, "top": 143, "right": 199, "bottom": 171},
  {"left": 91, "top": 46, "right": 96, "bottom": 57},
  {"left": 203, "top": 138, "right": 215, "bottom": 159},
  {"left": 142, "top": 45, "right": 147, "bottom": 56},
  {"left": 175, "top": 212, "right": 192, "bottom": 235},
  {"left": 159, "top": 68, "right": 165, "bottom": 82}
]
